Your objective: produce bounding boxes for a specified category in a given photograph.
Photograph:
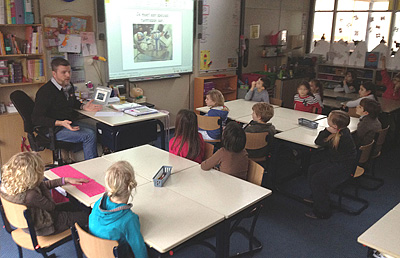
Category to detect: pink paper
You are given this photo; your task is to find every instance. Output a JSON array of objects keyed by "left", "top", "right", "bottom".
[{"left": 50, "top": 165, "right": 105, "bottom": 197}]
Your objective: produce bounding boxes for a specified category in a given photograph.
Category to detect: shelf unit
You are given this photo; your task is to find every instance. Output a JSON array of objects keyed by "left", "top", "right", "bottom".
[
  {"left": 259, "top": 45, "right": 285, "bottom": 58},
  {"left": 316, "top": 63, "right": 399, "bottom": 87},
  {"left": 0, "top": 24, "right": 50, "bottom": 165},
  {"left": 194, "top": 75, "right": 237, "bottom": 113}
]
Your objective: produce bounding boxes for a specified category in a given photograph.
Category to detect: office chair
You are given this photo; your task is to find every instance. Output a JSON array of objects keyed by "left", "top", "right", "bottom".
[
  {"left": 0, "top": 197, "right": 72, "bottom": 258},
  {"left": 71, "top": 223, "right": 122, "bottom": 258},
  {"left": 10, "top": 90, "right": 81, "bottom": 165}
]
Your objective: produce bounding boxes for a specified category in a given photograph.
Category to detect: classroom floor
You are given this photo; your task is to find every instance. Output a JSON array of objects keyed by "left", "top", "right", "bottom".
[{"left": 1, "top": 131, "right": 399, "bottom": 258}]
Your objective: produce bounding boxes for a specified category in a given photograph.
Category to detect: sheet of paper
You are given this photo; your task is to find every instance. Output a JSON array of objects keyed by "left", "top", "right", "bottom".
[
  {"left": 95, "top": 111, "right": 124, "bottom": 117},
  {"left": 58, "top": 34, "right": 82, "bottom": 53},
  {"left": 50, "top": 165, "right": 105, "bottom": 197}
]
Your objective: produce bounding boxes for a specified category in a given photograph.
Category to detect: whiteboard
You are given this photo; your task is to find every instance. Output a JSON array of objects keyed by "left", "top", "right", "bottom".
[{"left": 199, "top": 0, "right": 240, "bottom": 73}]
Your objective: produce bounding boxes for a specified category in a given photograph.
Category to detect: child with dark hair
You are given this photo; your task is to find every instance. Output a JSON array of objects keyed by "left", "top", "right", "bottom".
[
  {"left": 244, "top": 102, "right": 276, "bottom": 158},
  {"left": 294, "top": 81, "right": 322, "bottom": 114},
  {"left": 343, "top": 82, "right": 377, "bottom": 108},
  {"left": 309, "top": 79, "right": 324, "bottom": 108},
  {"left": 244, "top": 77, "right": 270, "bottom": 103},
  {"left": 169, "top": 109, "right": 205, "bottom": 164},
  {"left": 353, "top": 98, "right": 382, "bottom": 147},
  {"left": 335, "top": 71, "right": 360, "bottom": 93},
  {"left": 201, "top": 122, "right": 249, "bottom": 180}
]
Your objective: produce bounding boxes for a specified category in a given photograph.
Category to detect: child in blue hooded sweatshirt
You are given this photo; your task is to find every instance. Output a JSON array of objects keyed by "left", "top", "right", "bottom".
[
  {"left": 89, "top": 161, "right": 148, "bottom": 258},
  {"left": 199, "top": 89, "right": 229, "bottom": 141}
]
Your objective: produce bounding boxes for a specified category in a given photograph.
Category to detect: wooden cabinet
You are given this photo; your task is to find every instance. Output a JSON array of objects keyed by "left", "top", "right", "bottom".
[
  {"left": 0, "top": 24, "right": 50, "bottom": 165},
  {"left": 194, "top": 75, "right": 237, "bottom": 113}
]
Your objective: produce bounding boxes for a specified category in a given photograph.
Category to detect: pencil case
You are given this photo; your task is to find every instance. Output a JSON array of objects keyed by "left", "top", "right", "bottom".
[
  {"left": 152, "top": 166, "right": 172, "bottom": 187},
  {"left": 298, "top": 118, "right": 318, "bottom": 129}
]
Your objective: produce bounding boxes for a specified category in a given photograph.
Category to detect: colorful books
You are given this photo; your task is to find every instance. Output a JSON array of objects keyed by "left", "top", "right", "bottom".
[{"left": 124, "top": 106, "right": 159, "bottom": 117}]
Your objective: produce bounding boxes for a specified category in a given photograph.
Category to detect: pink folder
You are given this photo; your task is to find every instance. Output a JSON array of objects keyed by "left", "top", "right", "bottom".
[{"left": 50, "top": 165, "right": 105, "bottom": 197}]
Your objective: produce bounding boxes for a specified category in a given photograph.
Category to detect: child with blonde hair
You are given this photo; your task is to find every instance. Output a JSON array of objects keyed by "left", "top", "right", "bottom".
[
  {"left": 170, "top": 109, "right": 205, "bottom": 163},
  {"left": 199, "top": 89, "right": 229, "bottom": 141},
  {"left": 306, "top": 111, "right": 356, "bottom": 219},
  {"left": 89, "top": 161, "right": 148, "bottom": 258},
  {"left": 0, "top": 152, "right": 88, "bottom": 236}
]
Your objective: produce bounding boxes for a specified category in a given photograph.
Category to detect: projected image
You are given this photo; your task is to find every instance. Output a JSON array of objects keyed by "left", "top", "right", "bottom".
[{"left": 133, "top": 24, "right": 173, "bottom": 62}]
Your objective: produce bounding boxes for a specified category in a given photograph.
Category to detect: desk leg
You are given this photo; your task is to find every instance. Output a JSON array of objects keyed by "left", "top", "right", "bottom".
[
  {"left": 156, "top": 119, "right": 166, "bottom": 150},
  {"left": 215, "top": 220, "right": 229, "bottom": 258}
]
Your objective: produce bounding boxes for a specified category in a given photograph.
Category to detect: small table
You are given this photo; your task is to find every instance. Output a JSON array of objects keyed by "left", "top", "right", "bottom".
[
  {"left": 273, "top": 107, "right": 326, "bottom": 121},
  {"left": 324, "top": 89, "right": 359, "bottom": 100},
  {"left": 196, "top": 99, "right": 279, "bottom": 120},
  {"left": 78, "top": 105, "right": 168, "bottom": 150},
  {"left": 101, "top": 144, "right": 199, "bottom": 180},
  {"left": 358, "top": 208, "right": 400, "bottom": 258}
]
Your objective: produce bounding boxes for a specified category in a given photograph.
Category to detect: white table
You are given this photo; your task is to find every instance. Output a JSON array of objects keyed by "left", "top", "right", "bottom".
[
  {"left": 235, "top": 114, "right": 301, "bottom": 132},
  {"left": 164, "top": 166, "right": 272, "bottom": 218},
  {"left": 196, "top": 99, "right": 278, "bottom": 120},
  {"left": 101, "top": 145, "right": 199, "bottom": 180},
  {"left": 44, "top": 156, "right": 150, "bottom": 207},
  {"left": 358, "top": 208, "right": 400, "bottom": 258},
  {"left": 133, "top": 182, "right": 224, "bottom": 253},
  {"left": 324, "top": 89, "right": 359, "bottom": 100},
  {"left": 79, "top": 105, "right": 169, "bottom": 150},
  {"left": 273, "top": 107, "right": 326, "bottom": 121}
]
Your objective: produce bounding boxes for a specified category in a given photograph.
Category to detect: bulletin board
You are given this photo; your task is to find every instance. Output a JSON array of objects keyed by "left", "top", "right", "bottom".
[
  {"left": 199, "top": 0, "right": 240, "bottom": 73},
  {"left": 43, "top": 15, "right": 95, "bottom": 84}
]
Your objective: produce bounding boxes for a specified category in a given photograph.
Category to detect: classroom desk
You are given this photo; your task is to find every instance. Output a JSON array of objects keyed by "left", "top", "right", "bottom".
[
  {"left": 78, "top": 105, "right": 168, "bottom": 149},
  {"left": 324, "top": 89, "right": 359, "bottom": 100},
  {"left": 132, "top": 182, "right": 224, "bottom": 254},
  {"left": 273, "top": 116, "right": 358, "bottom": 149},
  {"left": 101, "top": 144, "right": 199, "bottom": 180},
  {"left": 164, "top": 166, "right": 272, "bottom": 218},
  {"left": 358, "top": 208, "right": 400, "bottom": 258},
  {"left": 273, "top": 107, "right": 326, "bottom": 121},
  {"left": 235, "top": 114, "right": 301, "bottom": 132},
  {"left": 196, "top": 99, "right": 278, "bottom": 120},
  {"left": 44, "top": 156, "right": 150, "bottom": 207}
]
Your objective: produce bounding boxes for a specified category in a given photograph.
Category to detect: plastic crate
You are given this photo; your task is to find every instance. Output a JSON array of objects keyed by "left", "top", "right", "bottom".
[{"left": 152, "top": 166, "right": 172, "bottom": 187}]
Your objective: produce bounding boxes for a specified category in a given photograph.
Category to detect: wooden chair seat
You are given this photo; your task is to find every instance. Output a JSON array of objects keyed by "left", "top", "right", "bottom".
[
  {"left": 245, "top": 132, "right": 269, "bottom": 162},
  {"left": 270, "top": 98, "right": 283, "bottom": 107},
  {"left": 11, "top": 228, "right": 71, "bottom": 250},
  {"left": 204, "top": 142, "right": 215, "bottom": 160},
  {"left": 197, "top": 114, "right": 222, "bottom": 143},
  {"left": 72, "top": 223, "right": 120, "bottom": 258}
]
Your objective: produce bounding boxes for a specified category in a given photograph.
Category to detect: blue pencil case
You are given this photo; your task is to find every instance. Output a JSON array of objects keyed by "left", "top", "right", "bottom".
[
  {"left": 298, "top": 118, "right": 318, "bottom": 129},
  {"left": 152, "top": 166, "right": 172, "bottom": 187}
]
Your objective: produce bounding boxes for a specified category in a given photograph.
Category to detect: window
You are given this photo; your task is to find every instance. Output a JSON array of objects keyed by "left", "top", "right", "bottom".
[{"left": 311, "top": 0, "right": 399, "bottom": 52}]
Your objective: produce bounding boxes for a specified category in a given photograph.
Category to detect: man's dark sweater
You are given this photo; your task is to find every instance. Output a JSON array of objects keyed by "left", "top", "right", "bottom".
[{"left": 32, "top": 80, "right": 81, "bottom": 130}]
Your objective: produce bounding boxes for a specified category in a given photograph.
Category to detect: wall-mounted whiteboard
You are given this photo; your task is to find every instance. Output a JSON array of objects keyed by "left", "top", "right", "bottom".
[{"left": 199, "top": 0, "right": 240, "bottom": 73}]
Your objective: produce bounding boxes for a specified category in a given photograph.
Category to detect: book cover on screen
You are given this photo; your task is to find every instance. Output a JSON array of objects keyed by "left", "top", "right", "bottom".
[{"left": 124, "top": 106, "right": 158, "bottom": 117}]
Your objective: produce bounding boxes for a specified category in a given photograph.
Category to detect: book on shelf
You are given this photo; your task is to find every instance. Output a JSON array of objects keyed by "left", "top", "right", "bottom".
[
  {"left": 111, "top": 102, "right": 142, "bottom": 111},
  {"left": 124, "top": 106, "right": 159, "bottom": 117},
  {"left": 0, "top": 0, "right": 5, "bottom": 24},
  {"left": 23, "top": 0, "right": 34, "bottom": 24},
  {"left": 5, "top": 0, "right": 11, "bottom": 24}
]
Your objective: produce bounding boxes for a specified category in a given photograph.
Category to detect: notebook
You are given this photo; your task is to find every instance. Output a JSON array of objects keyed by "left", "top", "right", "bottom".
[
  {"left": 124, "top": 106, "right": 159, "bottom": 116},
  {"left": 111, "top": 102, "right": 142, "bottom": 111}
]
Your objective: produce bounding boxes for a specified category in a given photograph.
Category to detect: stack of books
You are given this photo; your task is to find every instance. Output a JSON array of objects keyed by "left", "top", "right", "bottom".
[
  {"left": 0, "top": 0, "right": 34, "bottom": 25},
  {"left": 110, "top": 102, "right": 159, "bottom": 117}
]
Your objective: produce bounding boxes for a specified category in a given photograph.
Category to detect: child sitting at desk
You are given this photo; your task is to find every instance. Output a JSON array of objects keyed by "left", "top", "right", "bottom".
[
  {"left": 306, "top": 111, "right": 357, "bottom": 219},
  {"left": 334, "top": 70, "right": 360, "bottom": 93},
  {"left": 201, "top": 121, "right": 249, "bottom": 180},
  {"left": 353, "top": 98, "right": 382, "bottom": 147},
  {"left": 89, "top": 161, "right": 148, "bottom": 258},
  {"left": 0, "top": 152, "right": 89, "bottom": 236},
  {"left": 199, "top": 89, "right": 229, "bottom": 141},
  {"left": 170, "top": 109, "right": 205, "bottom": 164},
  {"left": 244, "top": 77, "right": 270, "bottom": 103},
  {"left": 381, "top": 56, "right": 400, "bottom": 100},
  {"left": 342, "top": 82, "right": 377, "bottom": 108},
  {"left": 244, "top": 102, "right": 276, "bottom": 158},
  {"left": 294, "top": 81, "right": 322, "bottom": 114},
  {"left": 309, "top": 79, "right": 324, "bottom": 109}
]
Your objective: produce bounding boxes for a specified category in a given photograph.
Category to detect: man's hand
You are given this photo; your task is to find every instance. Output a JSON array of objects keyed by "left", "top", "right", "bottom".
[
  {"left": 55, "top": 120, "right": 80, "bottom": 131},
  {"left": 83, "top": 99, "right": 102, "bottom": 112}
]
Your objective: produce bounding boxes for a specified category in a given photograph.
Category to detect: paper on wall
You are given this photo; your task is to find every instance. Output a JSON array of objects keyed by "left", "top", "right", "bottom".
[
  {"left": 58, "top": 34, "right": 81, "bottom": 53},
  {"left": 348, "top": 41, "right": 367, "bottom": 67},
  {"left": 371, "top": 43, "right": 390, "bottom": 69}
]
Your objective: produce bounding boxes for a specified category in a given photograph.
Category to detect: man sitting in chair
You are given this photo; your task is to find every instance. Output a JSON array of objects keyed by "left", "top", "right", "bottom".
[{"left": 32, "top": 57, "right": 102, "bottom": 160}]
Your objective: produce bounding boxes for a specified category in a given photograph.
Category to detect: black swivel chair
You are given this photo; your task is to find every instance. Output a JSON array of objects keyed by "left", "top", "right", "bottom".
[{"left": 10, "top": 90, "right": 81, "bottom": 165}]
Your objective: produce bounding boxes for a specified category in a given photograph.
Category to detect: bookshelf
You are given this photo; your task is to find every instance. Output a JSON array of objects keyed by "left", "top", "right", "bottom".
[
  {"left": 194, "top": 75, "right": 237, "bottom": 114},
  {"left": 0, "top": 23, "right": 50, "bottom": 165}
]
